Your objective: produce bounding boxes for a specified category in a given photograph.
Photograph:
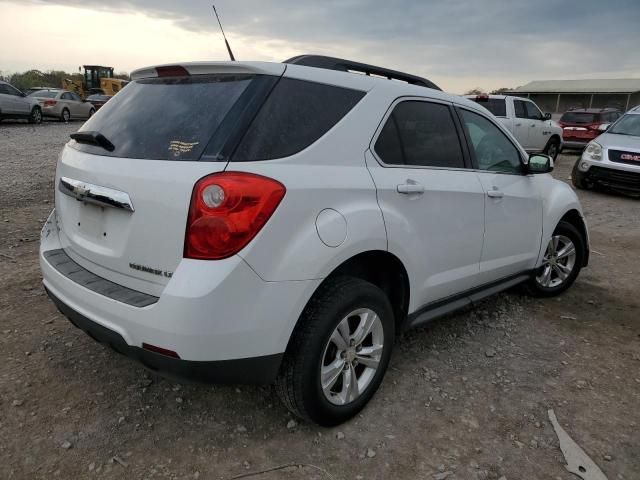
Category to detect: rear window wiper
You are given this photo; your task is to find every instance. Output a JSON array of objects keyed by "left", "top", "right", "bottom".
[{"left": 70, "top": 131, "right": 115, "bottom": 152}]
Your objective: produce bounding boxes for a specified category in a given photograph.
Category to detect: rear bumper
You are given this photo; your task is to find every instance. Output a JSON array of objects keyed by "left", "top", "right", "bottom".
[
  {"left": 562, "top": 140, "right": 590, "bottom": 149},
  {"left": 46, "top": 286, "right": 283, "bottom": 384},
  {"left": 40, "top": 209, "right": 321, "bottom": 382}
]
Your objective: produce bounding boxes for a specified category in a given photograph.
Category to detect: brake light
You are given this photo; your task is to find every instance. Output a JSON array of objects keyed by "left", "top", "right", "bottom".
[
  {"left": 44, "top": 100, "right": 57, "bottom": 106},
  {"left": 184, "top": 172, "right": 286, "bottom": 260},
  {"left": 156, "top": 65, "right": 190, "bottom": 77}
]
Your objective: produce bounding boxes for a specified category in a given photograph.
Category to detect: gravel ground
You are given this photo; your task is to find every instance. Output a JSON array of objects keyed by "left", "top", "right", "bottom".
[{"left": 1, "top": 120, "right": 639, "bottom": 480}]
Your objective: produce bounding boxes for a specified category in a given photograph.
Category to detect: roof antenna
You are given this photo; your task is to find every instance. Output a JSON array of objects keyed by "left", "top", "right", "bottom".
[{"left": 212, "top": 4, "right": 236, "bottom": 61}]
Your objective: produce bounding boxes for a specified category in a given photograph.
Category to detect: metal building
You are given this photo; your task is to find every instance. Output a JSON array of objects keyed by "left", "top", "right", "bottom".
[{"left": 506, "top": 79, "right": 640, "bottom": 115}]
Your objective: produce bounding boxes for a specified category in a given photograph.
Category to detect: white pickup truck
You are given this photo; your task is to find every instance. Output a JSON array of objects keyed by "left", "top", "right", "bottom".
[{"left": 466, "top": 94, "right": 563, "bottom": 160}]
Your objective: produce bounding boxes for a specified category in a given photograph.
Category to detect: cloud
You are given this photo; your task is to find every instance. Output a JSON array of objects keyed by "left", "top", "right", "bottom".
[{"left": 5, "top": 0, "right": 640, "bottom": 92}]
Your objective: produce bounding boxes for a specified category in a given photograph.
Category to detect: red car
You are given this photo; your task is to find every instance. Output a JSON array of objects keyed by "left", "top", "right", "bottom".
[
  {"left": 85, "top": 94, "right": 112, "bottom": 111},
  {"left": 559, "top": 108, "right": 622, "bottom": 149}
]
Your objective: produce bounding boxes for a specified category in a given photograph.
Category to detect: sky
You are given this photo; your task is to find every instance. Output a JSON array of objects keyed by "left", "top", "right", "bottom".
[{"left": 1, "top": 0, "right": 639, "bottom": 93}]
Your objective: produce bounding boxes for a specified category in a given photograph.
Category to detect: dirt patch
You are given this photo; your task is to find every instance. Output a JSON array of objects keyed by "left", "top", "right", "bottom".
[{"left": 1, "top": 123, "right": 638, "bottom": 479}]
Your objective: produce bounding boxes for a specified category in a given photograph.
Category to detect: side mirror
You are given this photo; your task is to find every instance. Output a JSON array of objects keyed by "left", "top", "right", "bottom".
[
  {"left": 598, "top": 123, "right": 610, "bottom": 132},
  {"left": 528, "top": 154, "right": 553, "bottom": 174},
  {"left": 544, "top": 112, "right": 552, "bottom": 120}
]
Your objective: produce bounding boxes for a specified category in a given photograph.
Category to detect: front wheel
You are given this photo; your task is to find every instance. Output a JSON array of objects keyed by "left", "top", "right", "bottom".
[
  {"left": 89, "top": 108, "right": 96, "bottom": 117},
  {"left": 60, "top": 108, "right": 70, "bottom": 123},
  {"left": 275, "top": 277, "right": 395, "bottom": 426},
  {"left": 28, "top": 106, "right": 42, "bottom": 124},
  {"left": 526, "top": 221, "right": 584, "bottom": 297},
  {"left": 544, "top": 138, "right": 560, "bottom": 161}
]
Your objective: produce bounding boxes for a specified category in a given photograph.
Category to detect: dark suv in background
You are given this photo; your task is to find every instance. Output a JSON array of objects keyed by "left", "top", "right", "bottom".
[{"left": 560, "top": 108, "right": 622, "bottom": 149}]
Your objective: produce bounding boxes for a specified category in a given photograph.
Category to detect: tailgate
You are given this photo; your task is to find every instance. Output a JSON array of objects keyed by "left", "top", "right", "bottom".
[{"left": 55, "top": 148, "right": 227, "bottom": 295}]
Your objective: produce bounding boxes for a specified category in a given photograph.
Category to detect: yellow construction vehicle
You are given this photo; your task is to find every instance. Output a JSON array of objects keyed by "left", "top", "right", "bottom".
[{"left": 63, "top": 65, "right": 129, "bottom": 98}]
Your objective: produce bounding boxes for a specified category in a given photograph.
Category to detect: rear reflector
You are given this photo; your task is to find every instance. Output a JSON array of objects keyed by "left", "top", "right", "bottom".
[
  {"left": 184, "top": 172, "right": 286, "bottom": 260},
  {"left": 142, "top": 343, "right": 180, "bottom": 358},
  {"left": 156, "top": 65, "right": 190, "bottom": 77}
]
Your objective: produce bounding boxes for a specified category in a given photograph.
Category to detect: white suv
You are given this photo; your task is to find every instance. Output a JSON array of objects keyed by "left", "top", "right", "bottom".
[{"left": 40, "top": 56, "right": 589, "bottom": 426}]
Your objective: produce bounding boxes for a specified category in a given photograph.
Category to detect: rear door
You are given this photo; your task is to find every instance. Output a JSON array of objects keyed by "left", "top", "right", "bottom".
[
  {"left": 512, "top": 99, "right": 530, "bottom": 148},
  {"left": 366, "top": 98, "right": 485, "bottom": 306},
  {"left": 456, "top": 107, "right": 542, "bottom": 282},
  {"left": 54, "top": 72, "right": 275, "bottom": 295}
]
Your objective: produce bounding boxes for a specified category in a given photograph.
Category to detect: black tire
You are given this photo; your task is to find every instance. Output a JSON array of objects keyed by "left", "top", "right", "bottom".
[
  {"left": 525, "top": 221, "right": 585, "bottom": 297},
  {"left": 543, "top": 138, "right": 560, "bottom": 161},
  {"left": 275, "top": 276, "right": 395, "bottom": 426},
  {"left": 60, "top": 108, "right": 70, "bottom": 123},
  {"left": 89, "top": 108, "right": 96, "bottom": 117},
  {"left": 571, "top": 160, "right": 590, "bottom": 190},
  {"left": 28, "top": 106, "right": 42, "bottom": 124}
]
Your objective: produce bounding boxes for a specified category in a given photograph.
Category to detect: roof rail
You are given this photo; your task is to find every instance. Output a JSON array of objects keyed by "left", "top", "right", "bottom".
[{"left": 283, "top": 55, "right": 441, "bottom": 91}]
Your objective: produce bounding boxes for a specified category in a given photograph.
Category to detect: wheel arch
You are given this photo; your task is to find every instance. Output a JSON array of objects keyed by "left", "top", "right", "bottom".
[
  {"left": 558, "top": 209, "right": 590, "bottom": 267},
  {"left": 290, "top": 250, "right": 411, "bottom": 339}
]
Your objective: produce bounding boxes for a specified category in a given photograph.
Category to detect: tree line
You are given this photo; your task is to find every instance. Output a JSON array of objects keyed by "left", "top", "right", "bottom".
[{"left": 0, "top": 69, "right": 130, "bottom": 91}]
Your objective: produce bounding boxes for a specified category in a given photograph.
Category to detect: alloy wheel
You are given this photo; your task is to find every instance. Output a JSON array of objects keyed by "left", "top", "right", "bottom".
[
  {"left": 536, "top": 235, "right": 576, "bottom": 288},
  {"left": 320, "top": 308, "right": 384, "bottom": 406}
]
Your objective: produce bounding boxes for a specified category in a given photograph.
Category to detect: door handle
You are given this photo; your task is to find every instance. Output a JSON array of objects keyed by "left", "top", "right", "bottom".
[
  {"left": 515, "top": 123, "right": 522, "bottom": 127},
  {"left": 530, "top": 123, "right": 536, "bottom": 127},
  {"left": 397, "top": 182, "right": 425, "bottom": 194},
  {"left": 487, "top": 188, "right": 504, "bottom": 198}
]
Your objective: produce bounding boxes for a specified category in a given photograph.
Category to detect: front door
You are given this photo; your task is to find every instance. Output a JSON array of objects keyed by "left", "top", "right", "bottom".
[
  {"left": 457, "top": 107, "right": 543, "bottom": 282},
  {"left": 366, "top": 98, "right": 486, "bottom": 309}
]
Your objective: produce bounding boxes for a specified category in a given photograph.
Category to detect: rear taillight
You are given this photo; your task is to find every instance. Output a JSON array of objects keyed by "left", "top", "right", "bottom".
[
  {"left": 184, "top": 172, "right": 286, "bottom": 260},
  {"left": 44, "top": 100, "right": 57, "bottom": 106}
]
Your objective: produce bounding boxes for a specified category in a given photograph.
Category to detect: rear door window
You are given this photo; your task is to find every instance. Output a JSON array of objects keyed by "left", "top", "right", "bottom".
[
  {"left": 231, "top": 78, "right": 365, "bottom": 161},
  {"left": 374, "top": 100, "right": 465, "bottom": 169},
  {"left": 72, "top": 74, "right": 256, "bottom": 161}
]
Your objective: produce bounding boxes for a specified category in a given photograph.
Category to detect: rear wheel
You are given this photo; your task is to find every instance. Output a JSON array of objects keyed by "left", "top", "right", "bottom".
[
  {"left": 28, "top": 106, "right": 42, "bottom": 124},
  {"left": 275, "top": 277, "right": 394, "bottom": 426},
  {"left": 60, "top": 108, "right": 70, "bottom": 123},
  {"left": 526, "top": 221, "right": 584, "bottom": 297},
  {"left": 544, "top": 138, "right": 560, "bottom": 161}
]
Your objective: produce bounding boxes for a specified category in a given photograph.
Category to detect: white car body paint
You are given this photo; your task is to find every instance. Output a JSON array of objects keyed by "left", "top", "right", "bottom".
[{"left": 40, "top": 60, "right": 588, "bottom": 374}]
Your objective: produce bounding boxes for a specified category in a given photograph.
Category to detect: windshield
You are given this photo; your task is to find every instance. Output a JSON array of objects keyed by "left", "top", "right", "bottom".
[
  {"left": 73, "top": 74, "right": 255, "bottom": 161},
  {"left": 608, "top": 114, "right": 640, "bottom": 137},
  {"left": 560, "top": 112, "right": 599, "bottom": 124},
  {"left": 29, "top": 90, "right": 58, "bottom": 98},
  {"left": 470, "top": 98, "right": 506, "bottom": 117}
]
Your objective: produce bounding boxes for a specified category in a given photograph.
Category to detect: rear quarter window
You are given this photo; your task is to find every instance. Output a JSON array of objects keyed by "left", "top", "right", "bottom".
[{"left": 231, "top": 78, "right": 365, "bottom": 161}]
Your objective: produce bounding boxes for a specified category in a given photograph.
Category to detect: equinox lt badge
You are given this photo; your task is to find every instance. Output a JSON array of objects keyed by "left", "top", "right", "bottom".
[{"left": 129, "top": 262, "right": 173, "bottom": 278}]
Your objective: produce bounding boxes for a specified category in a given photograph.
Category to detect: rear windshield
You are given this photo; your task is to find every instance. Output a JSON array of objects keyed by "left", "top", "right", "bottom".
[
  {"left": 72, "top": 74, "right": 254, "bottom": 160},
  {"left": 30, "top": 91, "right": 58, "bottom": 98},
  {"left": 71, "top": 74, "right": 365, "bottom": 162},
  {"left": 470, "top": 98, "right": 506, "bottom": 117},
  {"left": 560, "top": 112, "right": 600, "bottom": 124}
]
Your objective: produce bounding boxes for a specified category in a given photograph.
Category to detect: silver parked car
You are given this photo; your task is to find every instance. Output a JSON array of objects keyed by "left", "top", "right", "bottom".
[
  {"left": 0, "top": 80, "right": 42, "bottom": 123},
  {"left": 572, "top": 105, "right": 640, "bottom": 194},
  {"left": 28, "top": 89, "right": 95, "bottom": 122}
]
